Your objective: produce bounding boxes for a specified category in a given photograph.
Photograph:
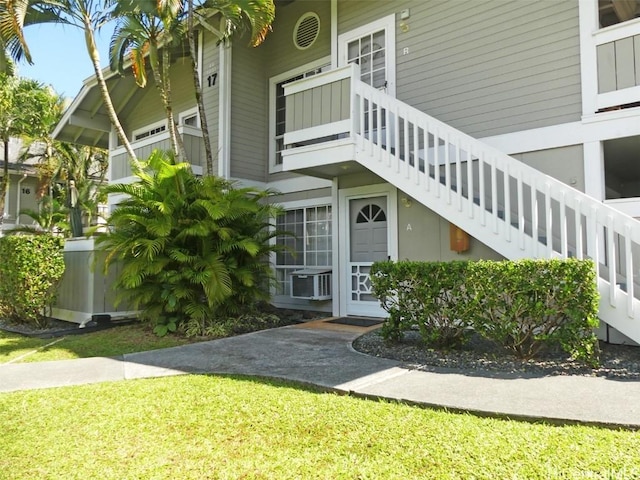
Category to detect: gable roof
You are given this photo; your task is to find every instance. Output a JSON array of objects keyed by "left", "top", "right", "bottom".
[{"left": 52, "top": 70, "right": 142, "bottom": 149}]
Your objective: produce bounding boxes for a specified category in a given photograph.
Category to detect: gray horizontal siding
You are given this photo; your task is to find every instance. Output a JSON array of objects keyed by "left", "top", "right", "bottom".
[
  {"left": 120, "top": 58, "right": 198, "bottom": 137},
  {"left": 230, "top": 43, "right": 268, "bottom": 181},
  {"left": 263, "top": 0, "right": 331, "bottom": 79},
  {"left": 338, "top": 0, "right": 582, "bottom": 138},
  {"left": 272, "top": 187, "right": 332, "bottom": 204},
  {"left": 248, "top": 0, "right": 331, "bottom": 184}
]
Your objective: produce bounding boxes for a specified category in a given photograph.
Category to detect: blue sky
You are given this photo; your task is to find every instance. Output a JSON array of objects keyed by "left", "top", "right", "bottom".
[{"left": 17, "top": 22, "right": 114, "bottom": 100}]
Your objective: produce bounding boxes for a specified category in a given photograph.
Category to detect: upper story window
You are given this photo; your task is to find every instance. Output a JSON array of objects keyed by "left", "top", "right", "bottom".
[
  {"left": 599, "top": 0, "right": 640, "bottom": 27},
  {"left": 179, "top": 107, "right": 200, "bottom": 128},
  {"left": 133, "top": 122, "right": 167, "bottom": 142}
]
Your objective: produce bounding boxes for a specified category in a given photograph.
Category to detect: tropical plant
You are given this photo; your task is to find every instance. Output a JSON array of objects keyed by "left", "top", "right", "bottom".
[
  {"left": 0, "top": 0, "right": 139, "bottom": 164},
  {"left": 0, "top": 73, "right": 58, "bottom": 226},
  {"left": 110, "top": 0, "right": 187, "bottom": 160},
  {"left": 95, "top": 150, "right": 283, "bottom": 336},
  {"left": 11, "top": 195, "right": 70, "bottom": 235},
  {"left": 110, "top": 0, "right": 275, "bottom": 175},
  {"left": 22, "top": 139, "right": 108, "bottom": 236},
  {"left": 0, "top": 0, "right": 59, "bottom": 74}
]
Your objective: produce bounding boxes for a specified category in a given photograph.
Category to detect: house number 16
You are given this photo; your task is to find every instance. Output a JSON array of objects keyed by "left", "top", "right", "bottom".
[{"left": 207, "top": 73, "right": 218, "bottom": 87}]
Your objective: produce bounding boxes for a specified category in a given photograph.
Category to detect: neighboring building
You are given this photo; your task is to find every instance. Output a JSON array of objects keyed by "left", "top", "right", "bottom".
[
  {"left": 54, "top": 0, "right": 640, "bottom": 344},
  {"left": 0, "top": 137, "right": 40, "bottom": 231}
]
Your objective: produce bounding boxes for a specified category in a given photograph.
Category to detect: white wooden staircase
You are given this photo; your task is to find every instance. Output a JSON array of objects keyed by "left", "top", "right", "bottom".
[{"left": 282, "top": 64, "right": 640, "bottom": 344}]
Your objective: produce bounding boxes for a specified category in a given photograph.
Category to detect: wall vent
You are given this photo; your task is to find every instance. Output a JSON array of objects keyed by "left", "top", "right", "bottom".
[{"left": 294, "top": 12, "right": 320, "bottom": 50}]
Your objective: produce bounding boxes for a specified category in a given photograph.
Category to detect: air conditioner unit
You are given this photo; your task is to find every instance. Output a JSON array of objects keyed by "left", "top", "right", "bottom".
[{"left": 290, "top": 268, "right": 332, "bottom": 300}]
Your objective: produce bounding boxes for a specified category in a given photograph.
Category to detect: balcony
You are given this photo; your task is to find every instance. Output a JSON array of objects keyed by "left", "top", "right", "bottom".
[
  {"left": 281, "top": 64, "right": 366, "bottom": 179},
  {"left": 595, "top": 16, "right": 640, "bottom": 110},
  {"left": 110, "top": 125, "right": 205, "bottom": 181}
]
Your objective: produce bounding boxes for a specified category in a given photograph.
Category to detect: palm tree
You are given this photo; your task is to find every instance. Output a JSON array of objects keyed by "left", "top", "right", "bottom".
[
  {"left": 13, "top": 195, "right": 70, "bottom": 235},
  {"left": 23, "top": 140, "right": 108, "bottom": 236},
  {"left": 96, "top": 150, "right": 282, "bottom": 335},
  {"left": 110, "top": 0, "right": 187, "bottom": 160},
  {"left": 110, "top": 0, "right": 275, "bottom": 175},
  {"left": 0, "top": 74, "right": 58, "bottom": 226},
  {"left": 1, "top": 0, "right": 275, "bottom": 176},
  {"left": 187, "top": 0, "right": 275, "bottom": 175},
  {"left": 0, "top": 0, "right": 59, "bottom": 68},
  {"left": 0, "top": 0, "right": 140, "bottom": 164}
]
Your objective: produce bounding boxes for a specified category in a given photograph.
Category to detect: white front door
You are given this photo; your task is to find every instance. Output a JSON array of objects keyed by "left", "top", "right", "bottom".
[{"left": 347, "top": 196, "right": 389, "bottom": 317}]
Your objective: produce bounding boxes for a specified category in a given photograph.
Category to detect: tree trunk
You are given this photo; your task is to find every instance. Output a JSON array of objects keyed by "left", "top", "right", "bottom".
[
  {"left": 0, "top": 139, "right": 9, "bottom": 227},
  {"left": 82, "top": 13, "right": 139, "bottom": 167},
  {"left": 151, "top": 45, "right": 187, "bottom": 162},
  {"left": 188, "top": 1, "right": 214, "bottom": 176}
]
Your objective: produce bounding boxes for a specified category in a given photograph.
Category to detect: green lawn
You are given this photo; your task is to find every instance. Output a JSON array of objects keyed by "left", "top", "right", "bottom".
[
  {"left": 0, "top": 375, "right": 638, "bottom": 479},
  {"left": 0, "top": 324, "right": 198, "bottom": 364}
]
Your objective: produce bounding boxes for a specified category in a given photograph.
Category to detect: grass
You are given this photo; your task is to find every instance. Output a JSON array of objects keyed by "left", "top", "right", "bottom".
[
  {"left": 0, "top": 375, "right": 638, "bottom": 479},
  {"left": 0, "top": 324, "right": 198, "bottom": 364}
]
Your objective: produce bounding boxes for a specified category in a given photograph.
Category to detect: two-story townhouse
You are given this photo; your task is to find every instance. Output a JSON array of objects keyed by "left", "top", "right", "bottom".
[{"left": 54, "top": 0, "right": 640, "bottom": 345}]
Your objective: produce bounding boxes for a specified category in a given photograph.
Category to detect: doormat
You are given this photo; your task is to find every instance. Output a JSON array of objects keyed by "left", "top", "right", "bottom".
[{"left": 326, "top": 317, "right": 383, "bottom": 328}]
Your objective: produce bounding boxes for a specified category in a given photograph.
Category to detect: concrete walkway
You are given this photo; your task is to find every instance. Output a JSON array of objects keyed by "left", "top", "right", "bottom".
[{"left": 1, "top": 322, "right": 639, "bottom": 429}]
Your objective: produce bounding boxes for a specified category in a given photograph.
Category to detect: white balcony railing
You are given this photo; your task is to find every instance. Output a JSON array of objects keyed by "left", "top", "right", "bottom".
[{"left": 110, "top": 125, "right": 205, "bottom": 181}]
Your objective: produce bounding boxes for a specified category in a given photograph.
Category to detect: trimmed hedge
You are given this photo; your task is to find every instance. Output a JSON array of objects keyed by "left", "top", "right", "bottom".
[
  {"left": 0, "top": 234, "right": 65, "bottom": 328},
  {"left": 371, "top": 259, "right": 600, "bottom": 366},
  {"left": 373, "top": 261, "right": 474, "bottom": 347}
]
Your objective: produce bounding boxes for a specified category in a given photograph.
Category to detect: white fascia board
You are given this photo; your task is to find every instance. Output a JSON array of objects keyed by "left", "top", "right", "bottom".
[
  {"left": 52, "top": 84, "right": 92, "bottom": 140},
  {"left": 480, "top": 122, "right": 583, "bottom": 155},
  {"left": 230, "top": 175, "right": 332, "bottom": 194},
  {"left": 481, "top": 111, "right": 640, "bottom": 155}
]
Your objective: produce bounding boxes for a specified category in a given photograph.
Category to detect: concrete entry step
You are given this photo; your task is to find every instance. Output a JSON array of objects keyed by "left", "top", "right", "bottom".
[{"left": 295, "top": 317, "right": 384, "bottom": 333}]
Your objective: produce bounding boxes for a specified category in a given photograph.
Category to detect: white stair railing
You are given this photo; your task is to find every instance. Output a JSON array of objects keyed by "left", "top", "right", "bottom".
[{"left": 348, "top": 69, "right": 640, "bottom": 343}]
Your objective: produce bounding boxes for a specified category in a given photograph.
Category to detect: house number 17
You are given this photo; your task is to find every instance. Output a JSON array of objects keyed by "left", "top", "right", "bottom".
[{"left": 207, "top": 73, "right": 218, "bottom": 87}]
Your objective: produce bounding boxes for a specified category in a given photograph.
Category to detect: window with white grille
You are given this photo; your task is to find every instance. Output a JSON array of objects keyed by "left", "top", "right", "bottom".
[{"left": 274, "top": 205, "right": 332, "bottom": 296}]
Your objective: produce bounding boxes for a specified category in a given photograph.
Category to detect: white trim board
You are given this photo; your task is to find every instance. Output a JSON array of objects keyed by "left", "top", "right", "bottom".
[{"left": 481, "top": 113, "right": 640, "bottom": 155}]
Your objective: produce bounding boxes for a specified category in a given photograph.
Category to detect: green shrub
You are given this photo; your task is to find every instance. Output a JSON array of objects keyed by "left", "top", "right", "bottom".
[
  {"left": 96, "top": 151, "right": 284, "bottom": 336},
  {"left": 0, "top": 234, "right": 65, "bottom": 328},
  {"left": 372, "top": 261, "right": 475, "bottom": 347},
  {"left": 467, "top": 259, "right": 600, "bottom": 365},
  {"left": 180, "top": 311, "right": 286, "bottom": 338},
  {"left": 371, "top": 259, "right": 600, "bottom": 366}
]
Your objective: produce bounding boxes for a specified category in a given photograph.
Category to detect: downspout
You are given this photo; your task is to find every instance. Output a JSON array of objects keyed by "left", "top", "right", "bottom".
[
  {"left": 331, "top": 0, "right": 338, "bottom": 69},
  {"left": 16, "top": 173, "right": 27, "bottom": 225},
  {"left": 2, "top": 186, "right": 9, "bottom": 229},
  {"left": 218, "top": 40, "right": 232, "bottom": 179}
]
